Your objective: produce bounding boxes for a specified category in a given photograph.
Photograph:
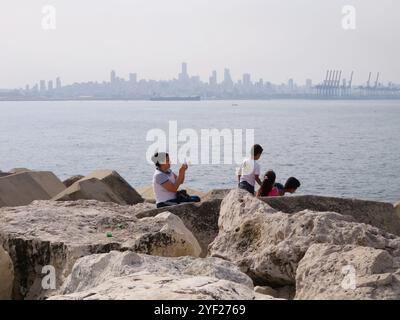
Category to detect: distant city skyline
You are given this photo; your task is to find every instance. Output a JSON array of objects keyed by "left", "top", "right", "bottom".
[
  {"left": 1, "top": 1, "right": 400, "bottom": 88},
  {"left": 1, "top": 61, "right": 398, "bottom": 101},
  {"left": 8, "top": 61, "right": 399, "bottom": 91}
]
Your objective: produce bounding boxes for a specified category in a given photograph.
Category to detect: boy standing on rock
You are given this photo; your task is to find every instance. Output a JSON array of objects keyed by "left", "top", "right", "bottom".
[{"left": 237, "top": 144, "right": 263, "bottom": 195}]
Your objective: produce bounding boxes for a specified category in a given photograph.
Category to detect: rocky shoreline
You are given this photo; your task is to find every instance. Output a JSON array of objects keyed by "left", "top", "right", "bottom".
[{"left": 0, "top": 168, "right": 400, "bottom": 300}]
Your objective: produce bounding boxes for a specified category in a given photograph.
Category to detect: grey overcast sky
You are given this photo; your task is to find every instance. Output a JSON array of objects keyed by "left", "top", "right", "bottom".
[{"left": 0, "top": 0, "right": 399, "bottom": 88}]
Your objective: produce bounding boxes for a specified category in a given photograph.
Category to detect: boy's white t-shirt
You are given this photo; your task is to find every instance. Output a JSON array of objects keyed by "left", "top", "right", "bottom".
[{"left": 239, "top": 158, "right": 260, "bottom": 187}]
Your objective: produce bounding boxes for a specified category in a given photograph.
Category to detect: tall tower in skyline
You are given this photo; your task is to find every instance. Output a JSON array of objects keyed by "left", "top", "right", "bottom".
[
  {"left": 129, "top": 73, "right": 137, "bottom": 84},
  {"left": 288, "top": 78, "right": 294, "bottom": 91},
  {"left": 223, "top": 68, "right": 233, "bottom": 86},
  {"left": 110, "top": 70, "right": 116, "bottom": 84},
  {"left": 182, "top": 63, "right": 187, "bottom": 76},
  {"left": 243, "top": 73, "right": 251, "bottom": 86},
  {"left": 39, "top": 80, "right": 46, "bottom": 92},
  {"left": 56, "top": 77, "right": 62, "bottom": 89},
  {"left": 48, "top": 80, "right": 54, "bottom": 91},
  {"left": 209, "top": 70, "right": 217, "bottom": 86},
  {"left": 179, "top": 62, "right": 189, "bottom": 82}
]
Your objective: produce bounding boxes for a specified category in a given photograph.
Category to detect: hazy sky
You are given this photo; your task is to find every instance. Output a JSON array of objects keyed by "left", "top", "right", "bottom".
[{"left": 1, "top": 0, "right": 399, "bottom": 88}]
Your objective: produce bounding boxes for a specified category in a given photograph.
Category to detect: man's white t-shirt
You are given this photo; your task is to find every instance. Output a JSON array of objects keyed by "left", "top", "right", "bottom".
[
  {"left": 153, "top": 169, "right": 177, "bottom": 204},
  {"left": 239, "top": 158, "right": 260, "bottom": 187}
]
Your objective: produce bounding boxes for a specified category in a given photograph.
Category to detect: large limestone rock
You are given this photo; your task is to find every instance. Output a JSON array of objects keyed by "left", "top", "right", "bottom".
[
  {"left": 202, "top": 189, "right": 232, "bottom": 202},
  {"left": 62, "top": 175, "right": 84, "bottom": 188},
  {"left": 216, "top": 189, "right": 276, "bottom": 233},
  {"left": 136, "top": 199, "right": 222, "bottom": 257},
  {"left": 53, "top": 170, "right": 143, "bottom": 205},
  {"left": 395, "top": 202, "right": 400, "bottom": 219},
  {"left": 0, "top": 246, "right": 14, "bottom": 300},
  {"left": 50, "top": 251, "right": 275, "bottom": 300},
  {"left": 0, "top": 171, "right": 66, "bottom": 207},
  {"left": 135, "top": 189, "right": 230, "bottom": 257},
  {"left": 295, "top": 244, "right": 400, "bottom": 300},
  {"left": 209, "top": 189, "right": 400, "bottom": 287},
  {"left": 0, "top": 200, "right": 199, "bottom": 299},
  {"left": 261, "top": 195, "right": 400, "bottom": 236}
]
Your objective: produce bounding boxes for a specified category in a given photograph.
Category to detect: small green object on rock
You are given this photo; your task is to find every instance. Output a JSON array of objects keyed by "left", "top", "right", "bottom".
[{"left": 106, "top": 232, "right": 113, "bottom": 238}]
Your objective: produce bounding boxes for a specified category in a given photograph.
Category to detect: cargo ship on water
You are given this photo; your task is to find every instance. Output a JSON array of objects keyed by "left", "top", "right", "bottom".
[{"left": 149, "top": 96, "right": 201, "bottom": 101}]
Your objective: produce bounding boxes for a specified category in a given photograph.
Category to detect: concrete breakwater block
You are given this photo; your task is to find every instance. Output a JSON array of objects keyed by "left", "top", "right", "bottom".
[
  {"left": 0, "top": 171, "right": 66, "bottom": 207},
  {"left": 53, "top": 170, "right": 143, "bottom": 205}
]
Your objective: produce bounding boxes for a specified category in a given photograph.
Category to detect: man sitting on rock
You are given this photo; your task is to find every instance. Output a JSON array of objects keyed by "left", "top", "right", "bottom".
[{"left": 152, "top": 152, "right": 201, "bottom": 208}]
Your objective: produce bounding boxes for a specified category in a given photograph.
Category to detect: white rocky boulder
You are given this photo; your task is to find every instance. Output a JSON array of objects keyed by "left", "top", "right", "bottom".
[
  {"left": 136, "top": 198, "right": 222, "bottom": 258},
  {"left": 295, "top": 243, "right": 400, "bottom": 300},
  {"left": 209, "top": 189, "right": 400, "bottom": 287},
  {"left": 50, "top": 251, "right": 275, "bottom": 300},
  {"left": 262, "top": 195, "right": 400, "bottom": 236},
  {"left": 216, "top": 188, "right": 276, "bottom": 233},
  {"left": 0, "top": 200, "right": 199, "bottom": 299}
]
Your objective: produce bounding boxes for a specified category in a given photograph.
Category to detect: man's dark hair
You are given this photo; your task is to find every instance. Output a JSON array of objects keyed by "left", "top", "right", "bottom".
[
  {"left": 251, "top": 144, "right": 264, "bottom": 157},
  {"left": 285, "top": 177, "right": 301, "bottom": 190}
]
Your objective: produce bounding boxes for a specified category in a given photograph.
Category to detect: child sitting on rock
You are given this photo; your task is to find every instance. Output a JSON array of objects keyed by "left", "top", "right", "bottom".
[
  {"left": 275, "top": 177, "right": 301, "bottom": 196},
  {"left": 256, "top": 170, "right": 280, "bottom": 197},
  {"left": 152, "top": 152, "right": 201, "bottom": 208}
]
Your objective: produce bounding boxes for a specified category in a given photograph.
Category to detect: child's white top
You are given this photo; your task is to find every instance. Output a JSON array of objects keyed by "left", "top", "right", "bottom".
[
  {"left": 239, "top": 158, "right": 260, "bottom": 187},
  {"left": 153, "top": 169, "right": 177, "bottom": 204}
]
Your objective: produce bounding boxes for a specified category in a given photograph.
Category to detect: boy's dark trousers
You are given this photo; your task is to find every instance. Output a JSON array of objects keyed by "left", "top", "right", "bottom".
[{"left": 238, "top": 181, "right": 255, "bottom": 195}]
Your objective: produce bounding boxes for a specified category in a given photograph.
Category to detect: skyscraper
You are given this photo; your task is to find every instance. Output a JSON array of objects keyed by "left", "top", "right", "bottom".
[
  {"left": 48, "top": 80, "right": 54, "bottom": 91},
  {"left": 182, "top": 62, "right": 187, "bottom": 76},
  {"left": 110, "top": 70, "right": 116, "bottom": 84},
  {"left": 39, "top": 80, "right": 46, "bottom": 92},
  {"left": 129, "top": 73, "right": 137, "bottom": 84},
  {"left": 56, "top": 77, "right": 62, "bottom": 89},
  {"left": 243, "top": 73, "right": 251, "bottom": 86},
  {"left": 209, "top": 70, "right": 217, "bottom": 86},
  {"left": 223, "top": 68, "right": 233, "bottom": 86},
  {"left": 288, "top": 78, "right": 294, "bottom": 91},
  {"left": 179, "top": 62, "right": 189, "bottom": 82}
]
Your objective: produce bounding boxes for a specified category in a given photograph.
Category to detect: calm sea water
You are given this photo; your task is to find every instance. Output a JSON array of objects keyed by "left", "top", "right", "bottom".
[{"left": 0, "top": 100, "right": 399, "bottom": 203}]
